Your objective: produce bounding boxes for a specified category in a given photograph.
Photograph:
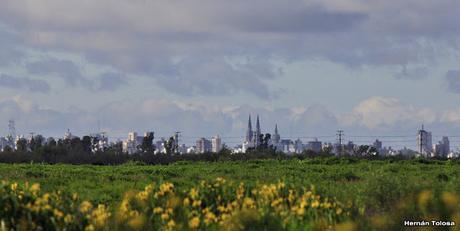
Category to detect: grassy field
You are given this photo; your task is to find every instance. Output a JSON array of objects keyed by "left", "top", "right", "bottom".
[{"left": 1, "top": 158, "right": 460, "bottom": 230}]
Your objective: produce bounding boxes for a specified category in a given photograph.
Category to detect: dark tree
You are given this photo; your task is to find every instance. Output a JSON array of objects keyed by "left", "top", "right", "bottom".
[
  {"left": 141, "top": 132, "right": 155, "bottom": 153},
  {"left": 16, "top": 138, "right": 28, "bottom": 152}
]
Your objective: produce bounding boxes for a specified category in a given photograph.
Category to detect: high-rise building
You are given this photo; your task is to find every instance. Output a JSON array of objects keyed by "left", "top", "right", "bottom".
[
  {"left": 442, "top": 136, "right": 450, "bottom": 156},
  {"left": 196, "top": 138, "right": 212, "bottom": 154},
  {"left": 417, "top": 125, "right": 432, "bottom": 157},
  {"left": 211, "top": 135, "right": 222, "bottom": 153}
]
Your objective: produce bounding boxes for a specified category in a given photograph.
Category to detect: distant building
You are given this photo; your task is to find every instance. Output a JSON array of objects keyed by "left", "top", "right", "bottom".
[
  {"left": 242, "top": 115, "right": 262, "bottom": 152},
  {"left": 196, "top": 138, "right": 212, "bottom": 154},
  {"left": 294, "top": 139, "right": 303, "bottom": 154},
  {"left": 433, "top": 136, "right": 449, "bottom": 157},
  {"left": 211, "top": 135, "right": 222, "bottom": 153},
  {"left": 122, "top": 132, "right": 144, "bottom": 154},
  {"left": 0, "top": 137, "right": 9, "bottom": 152},
  {"left": 306, "top": 138, "right": 322, "bottom": 153},
  {"left": 64, "top": 129, "right": 77, "bottom": 140},
  {"left": 417, "top": 125, "right": 432, "bottom": 157},
  {"left": 373, "top": 139, "right": 383, "bottom": 154}
]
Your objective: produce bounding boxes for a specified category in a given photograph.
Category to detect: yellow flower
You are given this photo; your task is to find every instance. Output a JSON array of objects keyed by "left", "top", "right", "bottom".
[
  {"left": 296, "top": 207, "right": 305, "bottom": 216},
  {"left": 10, "top": 182, "right": 18, "bottom": 191},
  {"left": 418, "top": 190, "right": 432, "bottom": 208},
  {"left": 153, "top": 207, "right": 163, "bottom": 214},
  {"left": 167, "top": 220, "right": 176, "bottom": 228},
  {"left": 64, "top": 214, "right": 74, "bottom": 224},
  {"left": 204, "top": 211, "right": 217, "bottom": 224},
  {"left": 192, "top": 200, "right": 202, "bottom": 207},
  {"left": 128, "top": 215, "right": 146, "bottom": 230},
  {"left": 311, "top": 200, "right": 320, "bottom": 208},
  {"left": 189, "top": 216, "right": 200, "bottom": 229},
  {"left": 79, "top": 201, "right": 93, "bottom": 213},
  {"left": 85, "top": 224, "right": 95, "bottom": 231},
  {"left": 190, "top": 188, "right": 199, "bottom": 199},
  {"left": 243, "top": 198, "right": 256, "bottom": 208},
  {"left": 161, "top": 213, "right": 170, "bottom": 221},
  {"left": 183, "top": 198, "right": 191, "bottom": 206},
  {"left": 91, "top": 205, "right": 111, "bottom": 228},
  {"left": 29, "top": 183, "right": 40, "bottom": 194},
  {"left": 53, "top": 209, "right": 64, "bottom": 219},
  {"left": 336, "top": 208, "right": 343, "bottom": 215},
  {"left": 442, "top": 192, "right": 458, "bottom": 209}
]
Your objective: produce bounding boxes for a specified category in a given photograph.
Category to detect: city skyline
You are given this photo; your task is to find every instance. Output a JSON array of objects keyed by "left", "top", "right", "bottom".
[
  {"left": 2, "top": 116, "right": 459, "bottom": 155},
  {"left": 1, "top": 1, "right": 460, "bottom": 141}
]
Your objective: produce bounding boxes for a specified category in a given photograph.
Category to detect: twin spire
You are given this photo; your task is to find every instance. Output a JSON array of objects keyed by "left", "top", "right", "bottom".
[{"left": 246, "top": 114, "right": 261, "bottom": 142}]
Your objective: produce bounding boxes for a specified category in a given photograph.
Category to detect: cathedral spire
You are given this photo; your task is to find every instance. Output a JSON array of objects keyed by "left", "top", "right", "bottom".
[
  {"left": 256, "top": 115, "right": 261, "bottom": 136},
  {"left": 246, "top": 115, "right": 253, "bottom": 142}
]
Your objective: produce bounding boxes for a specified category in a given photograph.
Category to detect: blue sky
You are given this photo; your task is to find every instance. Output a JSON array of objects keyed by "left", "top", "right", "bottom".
[{"left": 1, "top": 0, "right": 460, "bottom": 148}]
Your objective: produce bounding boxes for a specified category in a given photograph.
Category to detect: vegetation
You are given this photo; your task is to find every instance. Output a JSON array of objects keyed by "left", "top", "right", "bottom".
[{"left": 1, "top": 159, "right": 460, "bottom": 230}]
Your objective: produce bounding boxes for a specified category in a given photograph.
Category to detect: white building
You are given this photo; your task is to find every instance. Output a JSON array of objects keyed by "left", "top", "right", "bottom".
[
  {"left": 211, "top": 135, "right": 222, "bottom": 153},
  {"left": 196, "top": 138, "right": 212, "bottom": 154},
  {"left": 122, "top": 132, "right": 144, "bottom": 154}
]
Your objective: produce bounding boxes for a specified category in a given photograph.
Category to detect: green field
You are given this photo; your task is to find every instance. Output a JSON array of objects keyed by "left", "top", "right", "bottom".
[
  {"left": 1, "top": 158, "right": 460, "bottom": 230},
  {"left": 1, "top": 159, "right": 459, "bottom": 208}
]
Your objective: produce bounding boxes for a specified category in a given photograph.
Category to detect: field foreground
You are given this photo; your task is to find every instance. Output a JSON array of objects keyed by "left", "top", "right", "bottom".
[{"left": 1, "top": 159, "right": 460, "bottom": 230}]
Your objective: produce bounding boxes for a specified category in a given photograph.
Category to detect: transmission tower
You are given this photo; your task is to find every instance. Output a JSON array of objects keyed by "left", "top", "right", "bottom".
[{"left": 337, "top": 130, "right": 344, "bottom": 156}]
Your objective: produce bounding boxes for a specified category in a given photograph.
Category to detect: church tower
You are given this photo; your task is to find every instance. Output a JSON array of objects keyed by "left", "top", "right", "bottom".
[
  {"left": 245, "top": 115, "right": 253, "bottom": 143},
  {"left": 255, "top": 115, "right": 261, "bottom": 147}
]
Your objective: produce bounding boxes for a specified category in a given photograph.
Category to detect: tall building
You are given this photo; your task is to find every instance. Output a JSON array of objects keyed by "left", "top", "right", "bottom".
[
  {"left": 434, "top": 136, "right": 450, "bottom": 157},
  {"left": 196, "top": 138, "right": 212, "bottom": 154},
  {"left": 442, "top": 136, "right": 450, "bottom": 156},
  {"left": 211, "top": 135, "right": 222, "bottom": 153},
  {"left": 417, "top": 125, "right": 432, "bottom": 157},
  {"left": 123, "top": 131, "right": 143, "bottom": 154},
  {"left": 242, "top": 114, "right": 262, "bottom": 152}
]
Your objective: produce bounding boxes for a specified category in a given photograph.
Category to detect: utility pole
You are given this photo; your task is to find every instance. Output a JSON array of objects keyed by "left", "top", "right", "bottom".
[{"left": 337, "top": 130, "right": 344, "bottom": 156}]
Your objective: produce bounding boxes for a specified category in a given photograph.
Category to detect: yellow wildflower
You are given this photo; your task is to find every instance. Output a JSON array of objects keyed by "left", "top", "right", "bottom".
[
  {"left": 189, "top": 216, "right": 200, "bottom": 229},
  {"left": 79, "top": 201, "right": 93, "bottom": 214},
  {"left": 311, "top": 200, "right": 320, "bottom": 208},
  {"left": 153, "top": 207, "right": 163, "bottom": 214},
  {"left": 53, "top": 209, "right": 64, "bottom": 219},
  {"left": 161, "top": 213, "right": 170, "bottom": 221},
  {"left": 128, "top": 215, "right": 146, "bottom": 230},
  {"left": 29, "top": 183, "right": 40, "bottom": 194},
  {"left": 183, "top": 198, "right": 191, "bottom": 206},
  {"left": 10, "top": 182, "right": 18, "bottom": 191}
]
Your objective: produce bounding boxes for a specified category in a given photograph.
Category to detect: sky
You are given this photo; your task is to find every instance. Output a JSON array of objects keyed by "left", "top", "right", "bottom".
[{"left": 1, "top": 0, "right": 460, "bottom": 148}]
